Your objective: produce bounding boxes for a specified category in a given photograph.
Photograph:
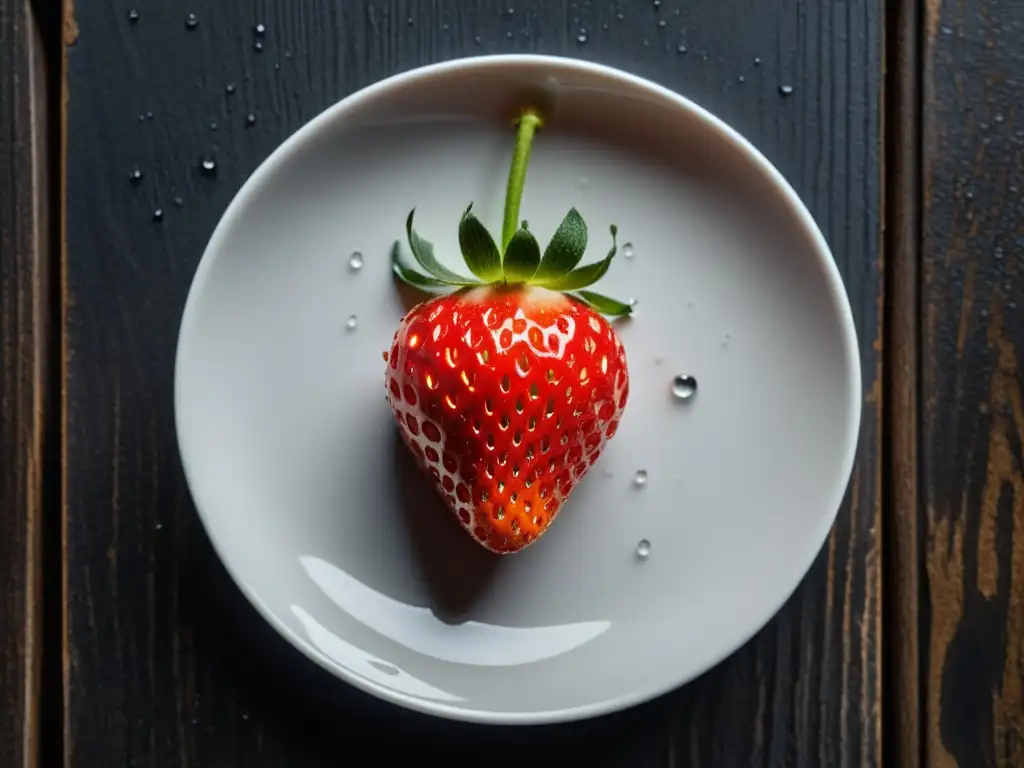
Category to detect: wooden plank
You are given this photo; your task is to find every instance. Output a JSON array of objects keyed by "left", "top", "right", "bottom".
[
  {"left": 63, "top": 2, "right": 883, "bottom": 765},
  {"left": 885, "top": 0, "right": 923, "bottom": 765},
  {"left": 921, "top": 0, "right": 1024, "bottom": 766},
  {"left": 0, "top": 1, "right": 49, "bottom": 766}
]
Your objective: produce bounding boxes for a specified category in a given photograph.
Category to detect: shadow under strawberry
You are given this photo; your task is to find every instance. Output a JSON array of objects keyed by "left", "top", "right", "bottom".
[{"left": 390, "top": 428, "right": 501, "bottom": 624}]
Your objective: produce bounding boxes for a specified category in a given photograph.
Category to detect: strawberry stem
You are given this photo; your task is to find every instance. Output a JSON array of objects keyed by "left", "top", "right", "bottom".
[{"left": 501, "top": 108, "right": 543, "bottom": 254}]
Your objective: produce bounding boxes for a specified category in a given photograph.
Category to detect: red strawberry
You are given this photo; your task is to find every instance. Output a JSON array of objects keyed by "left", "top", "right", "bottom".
[{"left": 385, "top": 107, "right": 632, "bottom": 554}]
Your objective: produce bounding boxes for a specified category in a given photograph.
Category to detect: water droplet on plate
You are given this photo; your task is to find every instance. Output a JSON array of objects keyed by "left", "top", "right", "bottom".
[
  {"left": 128, "top": 9, "right": 139, "bottom": 22},
  {"left": 507, "top": 6, "right": 515, "bottom": 15},
  {"left": 152, "top": 208, "right": 164, "bottom": 222},
  {"left": 254, "top": 23, "right": 266, "bottom": 36},
  {"left": 622, "top": 242, "right": 634, "bottom": 259},
  {"left": 346, "top": 314, "right": 358, "bottom": 331},
  {"left": 200, "top": 156, "right": 217, "bottom": 176},
  {"left": 225, "top": 83, "right": 236, "bottom": 95},
  {"left": 658, "top": 19, "right": 666, "bottom": 28},
  {"left": 671, "top": 375, "right": 697, "bottom": 401},
  {"left": 245, "top": 113, "right": 256, "bottom": 127},
  {"left": 129, "top": 167, "right": 143, "bottom": 184},
  {"left": 677, "top": 44, "right": 688, "bottom": 54},
  {"left": 173, "top": 196, "right": 184, "bottom": 208},
  {"left": 634, "top": 469, "right": 648, "bottom": 487},
  {"left": 636, "top": 539, "right": 652, "bottom": 559},
  {"left": 738, "top": 75, "right": 746, "bottom": 83},
  {"left": 577, "top": 33, "right": 587, "bottom": 43},
  {"left": 754, "top": 56, "right": 761, "bottom": 65},
  {"left": 779, "top": 84, "right": 794, "bottom": 96},
  {"left": 349, "top": 251, "right": 364, "bottom": 271},
  {"left": 253, "top": 40, "right": 264, "bottom": 52},
  {"left": 155, "top": 522, "right": 163, "bottom": 530},
  {"left": 185, "top": 13, "right": 198, "bottom": 30}
]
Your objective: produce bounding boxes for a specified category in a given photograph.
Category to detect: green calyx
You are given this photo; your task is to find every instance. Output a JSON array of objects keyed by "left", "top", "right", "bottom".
[{"left": 391, "top": 107, "right": 633, "bottom": 317}]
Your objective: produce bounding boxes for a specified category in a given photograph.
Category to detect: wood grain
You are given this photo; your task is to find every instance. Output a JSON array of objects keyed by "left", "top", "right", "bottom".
[
  {"left": 0, "top": 1, "right": 49, "bottom": 766},
  {"left": 885, "top": 0, "right": 923, "bottom": 766},
  {"left": 921, "top": 0, "right": 1024, "bottom": 766},
  {"left": 63, "top": 2, "right": 883, "bottom": 765}
]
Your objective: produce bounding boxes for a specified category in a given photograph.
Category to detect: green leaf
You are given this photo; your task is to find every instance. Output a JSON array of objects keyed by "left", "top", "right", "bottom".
[
  {"left": 532, "top": 207, "right": 588, "bottom": 283},
  {"left": 457, "top": 204, "right": 503, "bottom": 282},
  {"left": 502, "top": 227, "right": 542, "bottom": 283},
  {"left": 391, "top": 241, "right": 451, "bottom": 289},
  {"left": 574, "top": 290, "right": 634, "bottom": 317},
  {"left": 537, "top": 224, "right": 619, "bottom": 291},
  {"left": 406, "top": 209, "right": 478, "bottom": 285}
]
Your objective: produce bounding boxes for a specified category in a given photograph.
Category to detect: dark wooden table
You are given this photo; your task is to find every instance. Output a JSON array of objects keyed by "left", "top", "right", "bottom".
[{"left": 0, "top": 0, "right": 1018, "bottom": 765}]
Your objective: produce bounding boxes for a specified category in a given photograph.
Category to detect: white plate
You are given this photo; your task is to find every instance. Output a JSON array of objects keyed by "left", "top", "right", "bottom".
[{"left": 174, "top": 55, "right": 861, "bottom": 725}]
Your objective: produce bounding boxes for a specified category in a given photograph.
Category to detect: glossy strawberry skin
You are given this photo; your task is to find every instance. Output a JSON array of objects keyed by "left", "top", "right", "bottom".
[{"left": 385, "top": 286, "right": 629, "bottom": 554}]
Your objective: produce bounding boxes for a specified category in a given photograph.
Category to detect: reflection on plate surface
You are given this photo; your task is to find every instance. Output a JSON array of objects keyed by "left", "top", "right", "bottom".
[
  {"left": 292, "top": 605, "right": 465, "bottom": 703},
  {"left": 301, "top": 556, "right": 611, "bottom": 667}
]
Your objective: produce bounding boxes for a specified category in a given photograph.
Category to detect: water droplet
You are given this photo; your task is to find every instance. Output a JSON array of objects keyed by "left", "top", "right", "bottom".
[
  {"left": 129, "top": 167, "right": 143, "bottom": 184},
  {"left": 636, "top": 539, "right": 652, "bottom": 559},
  {"left": 349, "top": 251, "right": 364, "bottom": 271},
  {"left": 677, "top": 44, "right": 688, "bottom": 54},
  {"left": 634, "top": 469, "right": 648, "bottom": 487},
  {"left": 442, "top": 23, "right": 450, "bottom": 30},
  {"left": 346, "top": 314, "right": 358, "bottom": 331},
  {"left": 241, "top": 713, "right": 250, "bottom": 721},
  {"left": 254, "top": 23, "right": 266, "bottom": 36},
  {"left": 622, "top": 242, "right": 634, "bottom": 259},
  {"left": 210, "top": 121, "right": 218, "bottom": 130},
  {"left": 225, "top": 83, "right": 236, "bottom": 95},
  {"left": 654, "top": 0, "right": 661, "bottom": 6},
  {"left": 152, "top": 208, "right": 164, "bottom": 222},
  {"left": 616, "top": 11, "right": 624, "bottom": 20},
  {"left": 779, "top": 84, "right": 794, "bottom": 96},
  {"left": 671, "top": 375, "right": 697, "bottom": 400},
  {"left": 628, "top": 298, "right": 639, "bottom": 308},
  {"left": 995, "top": 113, "right": 1005, "bottom": 123},
  {"left": 128, "top": 9, "right": 139, "bottom": 22},
  {"left": 738, "top": 75, "right": 746, "bottom": 83},
  {"left": 245, "top": 113, "right": 256, "bottom": 127},
  {"left": 253, "top": 40, "right": 264, "bottom": 52},
  {"left": 658, "top": 19, "right": 666, "bottom": 28},
  {"left": 940, "top": 24, "right": 953, "bottom": 35},
  {"left": 155, "top": 522, "right": 163, "bottom": 530},
  {"left": 285, "top": 50, "right": 293, "bottom": 58},
  {"left": 200, "top": 156, "right": 217, "bottom": 176},
  {"left": 754, "top": 56, "right": 761, "bottom": 65},
  {"left": 506, "top": 30, "right": 513, "bottom": 39},
  {"left": 474, "top": 35, "right": 481, "bottom": 44},
  {"left": 577, "top": 33, "right": 587, "bottom": 43},
  {"left": 173, "top": 196, "right": 184, "bottom": 208},
  {"left": 185, "top": 13, "right": 198, "bottom": 30},
  {"left": 507, "top": 6, "right": 515, "bottom": 15}
]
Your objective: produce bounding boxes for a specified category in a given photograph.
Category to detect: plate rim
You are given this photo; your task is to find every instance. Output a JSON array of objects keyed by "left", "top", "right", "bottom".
[{"left": 173, "top": 53, "right": 863, "bottom": 726}]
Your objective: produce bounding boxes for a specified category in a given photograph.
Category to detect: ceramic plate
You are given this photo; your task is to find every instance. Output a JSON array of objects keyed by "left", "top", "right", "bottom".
[{"left": 174, "top": 55, "right": 861, "bottom": 724}]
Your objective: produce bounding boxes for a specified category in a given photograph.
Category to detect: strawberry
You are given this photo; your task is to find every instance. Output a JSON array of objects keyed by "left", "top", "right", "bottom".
[{"left": 385, "top": 107, "right": 632, "bottom": 554}]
